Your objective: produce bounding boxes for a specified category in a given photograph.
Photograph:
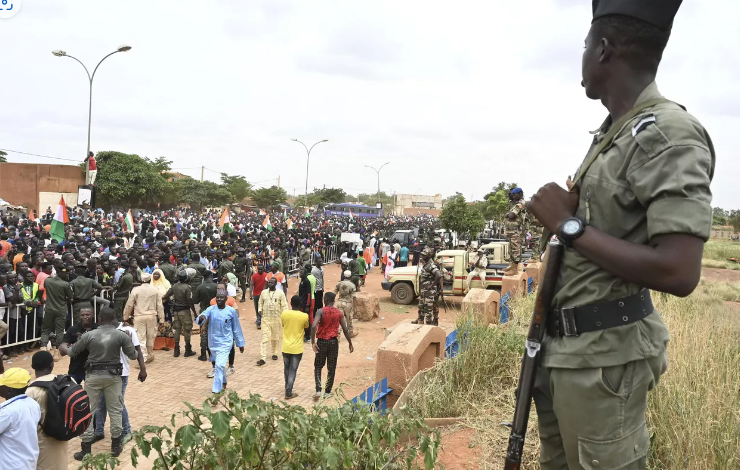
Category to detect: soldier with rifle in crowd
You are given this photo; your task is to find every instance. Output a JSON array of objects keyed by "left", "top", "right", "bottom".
[
  {"left": 412, "top": 247, "right": 443, "bottom": 326},
  {"left": 505, "top": 1, "right": 714, "bottom": 469}
]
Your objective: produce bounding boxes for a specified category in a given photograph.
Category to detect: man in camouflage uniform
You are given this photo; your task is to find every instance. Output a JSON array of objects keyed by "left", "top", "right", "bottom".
[
  {"left": 504, "top": 187, "right": 526, "bottom": 276},
  {"left": 334, "top": 275, "right": 358, "bottom": 338},
  {"left": 412, "top": 247, "right": 442, "bottom": 326},
  {"left": 529, "top": 216, "right": 544, "bottom": 262}
]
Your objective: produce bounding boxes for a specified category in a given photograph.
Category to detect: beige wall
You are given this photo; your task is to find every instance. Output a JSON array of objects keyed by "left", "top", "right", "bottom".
[{"left": 392, "top": 193, "right": 443, "bottom": 216}]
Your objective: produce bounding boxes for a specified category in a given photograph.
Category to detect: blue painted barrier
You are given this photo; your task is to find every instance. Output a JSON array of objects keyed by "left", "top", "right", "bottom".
[
  {"left": 445, "top": 330, "right": 459, "bottom": 358},
  {"left": 500, "top": 292, "right": 511, "bottom": 323},
  {"left": 527, "top": 277, "right": 534, "bottom": 295},
  {"left": 351, "top": 377, "right": 393, "bottom": 414}
]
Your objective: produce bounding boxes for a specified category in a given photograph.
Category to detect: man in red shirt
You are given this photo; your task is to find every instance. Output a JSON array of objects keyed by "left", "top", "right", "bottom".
[
  {"left": 85, "top": 151, "right": 98, "bottom": 185},
  {"left": 249, "top": 265, "right": 268, "bottom": 329},
  {"left": 310, "top": 292, "right": 354, "bottom": 400}
]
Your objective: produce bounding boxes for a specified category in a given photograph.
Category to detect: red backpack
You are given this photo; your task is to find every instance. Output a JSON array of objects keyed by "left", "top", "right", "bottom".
[{"left": 32, "top": 375, "right": 91, "bottom": 441}]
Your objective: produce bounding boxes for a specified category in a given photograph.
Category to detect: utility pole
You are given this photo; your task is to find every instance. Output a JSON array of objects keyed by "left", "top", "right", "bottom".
[
  {"left": 201, "top": 166, "right": 204, "bottom": 182},
  {"left": 277, "top": 175, "right": 280, "bottom": 188},
  {"left": 365, "top": 162, "right": 391, "bottom": 206},
  {"left": 291, "top": 139, "right": 328, "bottom": 209}
]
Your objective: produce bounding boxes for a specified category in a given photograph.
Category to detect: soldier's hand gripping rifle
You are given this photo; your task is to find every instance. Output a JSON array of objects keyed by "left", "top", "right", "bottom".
[{"left": 503, "top": 237, "right": 565, "bottom": 470}]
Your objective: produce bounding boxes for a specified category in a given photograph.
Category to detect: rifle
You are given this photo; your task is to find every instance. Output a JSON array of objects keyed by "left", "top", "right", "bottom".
[{"left": 503, "top": 237, "right": 564, "bottom": 470}]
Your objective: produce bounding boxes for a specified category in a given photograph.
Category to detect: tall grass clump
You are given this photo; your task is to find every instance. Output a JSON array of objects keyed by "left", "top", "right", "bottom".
[
  {"left": 701, "top": 258, "right": 740, "bottom": 271},
  {"left": 703, "top": 240, "right": 740, "bottom": 262},
  {"left": 646, "top": 289, "right": 740, "bottom": 469},
  {"left": 405, "top": 285, "right": 740, "bottom": 469}
]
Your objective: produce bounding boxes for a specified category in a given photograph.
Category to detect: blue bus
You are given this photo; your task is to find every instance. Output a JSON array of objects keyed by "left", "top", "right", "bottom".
[{"left": 324, "top": 203, "right": 383, "bottom": 218}]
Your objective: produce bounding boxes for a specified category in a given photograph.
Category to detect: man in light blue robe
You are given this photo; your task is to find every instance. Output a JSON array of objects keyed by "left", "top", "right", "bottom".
[{"left": 196, "top": 285, "right": 245, "bottom": 393}]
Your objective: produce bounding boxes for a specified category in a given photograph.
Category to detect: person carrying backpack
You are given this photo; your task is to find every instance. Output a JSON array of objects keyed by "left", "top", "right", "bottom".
[{"left": 27, "top": 351, "right": 90, "bottom": 470}]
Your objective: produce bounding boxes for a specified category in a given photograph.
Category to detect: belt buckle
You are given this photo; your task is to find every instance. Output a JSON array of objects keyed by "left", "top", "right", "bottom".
[{"left": 559, "top": 307, "right": 579, "bottom": 337}]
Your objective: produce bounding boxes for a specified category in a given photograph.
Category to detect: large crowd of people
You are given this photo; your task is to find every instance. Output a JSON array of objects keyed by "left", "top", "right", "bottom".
[{"left": 0, "top": 205, "right": 442, "bottom": 468}]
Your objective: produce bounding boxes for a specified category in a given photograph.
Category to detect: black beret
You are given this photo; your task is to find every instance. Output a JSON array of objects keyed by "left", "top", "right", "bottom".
[{"left": 592, "top": 0, "right": 682, "bottom": 31}]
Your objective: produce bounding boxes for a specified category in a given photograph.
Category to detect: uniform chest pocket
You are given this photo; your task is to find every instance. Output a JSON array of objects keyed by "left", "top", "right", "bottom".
[{"left": 579, "top": 176, "right": 639, "bottom": 235}]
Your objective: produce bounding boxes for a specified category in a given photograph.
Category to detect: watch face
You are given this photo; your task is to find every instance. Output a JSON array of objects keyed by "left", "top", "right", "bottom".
[{"left": 562, "top": 219, "right": 581, "bottom": 236}]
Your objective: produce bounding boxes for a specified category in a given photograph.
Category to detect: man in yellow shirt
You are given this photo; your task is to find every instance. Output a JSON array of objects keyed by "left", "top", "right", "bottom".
[{"left": 280, "top": 295, "right": 308, "bottom": 400}]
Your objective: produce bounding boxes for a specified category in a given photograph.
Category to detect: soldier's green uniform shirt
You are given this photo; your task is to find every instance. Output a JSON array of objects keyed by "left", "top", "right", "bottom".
[
  {"left": 188, "top": 262, "right": 206, "bottom": 288},
  {"left": 113, "top": 272, "right": 134, "bottom": 300},
  {"left": 544, "top": 82, "right": 714, "bottom": 369},
  {"left": 168, "top": 282, "right": 194, "bottom": 311},
  {"left": 194, "top": 281, "right": 217, "bottom": 312},
  {"left": 67, "top": 323, "right": 137, "bottom": 367},
  {"left": 70, "top": 277, "right": 102, "bottom": 302},
  {"left": 43, "top": 277, "right": 73, "bottom": 314},
  {"left": 159, "top": 262, "right": 177, "bottom": 285}
]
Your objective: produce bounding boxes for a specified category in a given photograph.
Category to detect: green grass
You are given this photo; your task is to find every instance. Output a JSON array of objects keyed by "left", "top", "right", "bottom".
[
  {"left": 404, "top": 286, "right": 740, "bottom": 469},
  {"left": 703, "top": 240, "right": 740, "bottom": 262},
  {"left": 701, "top": 258, "right": 740, "bottom": 271}
]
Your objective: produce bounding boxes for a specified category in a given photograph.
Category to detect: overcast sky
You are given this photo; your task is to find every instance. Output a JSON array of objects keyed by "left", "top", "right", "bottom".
[{"left": 1, "top": 0, "right": 738, "bottom": 208}]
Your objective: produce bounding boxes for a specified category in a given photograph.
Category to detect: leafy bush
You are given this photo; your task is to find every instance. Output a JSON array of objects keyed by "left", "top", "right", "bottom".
[{"left": 80, "top": 391, "right": 441, "bottom": 470}]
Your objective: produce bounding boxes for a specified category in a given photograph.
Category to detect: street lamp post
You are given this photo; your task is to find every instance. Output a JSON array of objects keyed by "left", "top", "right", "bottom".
[
  {"left": 365, "top": 162, "right": 390, "bottom": 206},
  {"left": 52, "top": 46, "right": 132, "bottom": 184},
  {"left": 291, "top": 139, "right": 328, "bottom": 210}
]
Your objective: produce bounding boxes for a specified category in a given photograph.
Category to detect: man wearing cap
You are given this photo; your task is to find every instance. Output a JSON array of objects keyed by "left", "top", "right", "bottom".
[
  {"left": 466, "top": 248, "right": 488, "bottom": 291},
  {"left": 256, "top": 278, "right": 287, "bottom": 366},
  {"left": 196, "top": 284, "right": 245, "bottom": 393},
  {"left": 0, "top": 367, "right": 41, "bottom": 470},
  {"left": 61, "top": 307, "right": 138, "bottom": 459},
  {"left": 163, "top": 270, "right": 198, "bottom": 358},
  {"left": 26, "top": 351, "right": 67, "bottom": 470},
  {"left": 40, "top": 264, "right": 73, "bottom": 361},
  {"left": 412, "top": 247, "right": 442, "bottom": 326},
  {"left": 503, "top": 188, "right": 526, "bottom": 276},
  {"left": 526, "top": 2, "right": 712, "bottom": 469},
  {"left": 123, "top": 272, "right": 164, "bottom": 363}
]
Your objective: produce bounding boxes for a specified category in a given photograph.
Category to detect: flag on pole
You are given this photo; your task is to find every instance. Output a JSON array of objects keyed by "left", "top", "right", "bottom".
[
  {"left": 283, "top": 208, "right": 287, "bottom": 218},
  {"left": 218, "top": 207, "right": 233, "bottom": 233},
  {"left": 262, "top": 215, "right": 273, "bottom": 232},
  {"left": 287, "top": 219, "right": 293, "bottom": 230},
  {"left": 305, "top": 208, "right": 310, "bottom": 217},
  {"left": 29, "top": 210, "right": 36, "bottom": 222},
  {"left": 124, "top": 210, "right": 135, "bottom": 233},
  {"left": 259, "top": 209, "right": 266, "bottom": 216},
  {"left": 349, "top": 209, "right": 354, "bottom": 220},
  {"left": 50, "top": 196, "right": 68, "bottom": 243}
]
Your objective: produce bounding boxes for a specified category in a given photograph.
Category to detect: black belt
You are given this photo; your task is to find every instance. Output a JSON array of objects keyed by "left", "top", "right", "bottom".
[
  {"left": 73, "top": 299, "right": 92, "bottom": 304},
  {"left": 547, "top": 289, "right": 653, "bottom": 337},
  {"left": 85, "top": 362, "right": 123, "bottom": 375}
]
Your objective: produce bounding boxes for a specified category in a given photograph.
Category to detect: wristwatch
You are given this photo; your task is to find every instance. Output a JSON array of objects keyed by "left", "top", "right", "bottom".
[{"left": 559, "top": 217, "right": 586, "bottom": 248}]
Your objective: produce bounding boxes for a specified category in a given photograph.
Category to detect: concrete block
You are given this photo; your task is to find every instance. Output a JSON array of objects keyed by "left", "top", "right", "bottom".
[
  {"left": 376, "top": 323, "right": 446, "bottom": 407},
  {"left": 461, "top": 288, "right": 500, "bottom": 325},
  {"left": 354, "top": 292, "right": 380, "bottom": 322},
  {"left": 502, "top": 271, "right": 528, "bottom": 298},
  {"left": 525, "top": 262, "right": 541, "bottom": 290}
]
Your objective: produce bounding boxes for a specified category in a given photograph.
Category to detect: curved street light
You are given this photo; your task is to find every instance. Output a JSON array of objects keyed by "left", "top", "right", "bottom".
[
  {"left": 291, "top": 138, "right": 328, "bottom": 209},
  {"left": 365, "top": 162, "right": 391, "bottom": 206},
  {"left": 51, "top": 45, "right": 132, "bottom": 183}
]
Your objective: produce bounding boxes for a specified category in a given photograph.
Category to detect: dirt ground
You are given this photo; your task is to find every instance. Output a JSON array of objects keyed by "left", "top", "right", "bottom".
[
  {"left": 702, "top": 267, "right": 740, "bottom": 283},
  {"left": 435, "top": 427, "right": 482, "bottom": 470}
]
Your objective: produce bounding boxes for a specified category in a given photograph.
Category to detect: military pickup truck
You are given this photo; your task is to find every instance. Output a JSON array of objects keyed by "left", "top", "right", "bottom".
[{"left": 381, "top": 241, "right": 511, "bottom": 305}]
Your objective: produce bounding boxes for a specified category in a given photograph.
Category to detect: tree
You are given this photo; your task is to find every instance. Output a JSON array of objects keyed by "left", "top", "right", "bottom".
[
  {"left": 439, "top": 194, "right": 487, "bottom": 241},
  {"left": 93, "top": 151, "right": 169, "bottom": 208},
  {"left": 176, "top": 179, "right": 232, "bottom": 211},
  {"left": 712, "top": 207, "right": 728, "bottom": 226},
  {"left": 252, "top": 186, "right": 288, "bottom": 210},
  {"left": 728, "top": 210, "right": 740, "bottom": 233},
  {"left": 479, "top": 181, "right": 519, "bottom": 222},
  {"left": 357, "top": 191, "right": 393, "bottom": 208},
  {"left": 0, "top": 150, "right": 7, "bottom": 163},
  {"left": 220, "top": 173, "right": 253, "bottom": 203},
  {"left": 309, "top": 187, "right": 348, "bottom": 206}
]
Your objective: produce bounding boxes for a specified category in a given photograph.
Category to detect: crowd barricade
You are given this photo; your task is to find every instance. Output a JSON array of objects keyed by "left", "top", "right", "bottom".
[{"left": 0, "top": 288, "right": 117, "bottom": 350}]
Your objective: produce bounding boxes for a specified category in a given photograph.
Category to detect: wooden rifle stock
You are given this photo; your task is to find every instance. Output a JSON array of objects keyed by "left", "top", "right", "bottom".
[{"left": 503, "top": 238, "right": 565, "bottom": 470}]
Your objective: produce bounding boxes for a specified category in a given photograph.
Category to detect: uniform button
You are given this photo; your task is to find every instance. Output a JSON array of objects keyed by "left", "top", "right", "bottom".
[
  {"left": 592, "top": 460, "right": 599, "bottom": 467},
  {"left": 635, "top": 444, "right": 639, "bottom": 452}
]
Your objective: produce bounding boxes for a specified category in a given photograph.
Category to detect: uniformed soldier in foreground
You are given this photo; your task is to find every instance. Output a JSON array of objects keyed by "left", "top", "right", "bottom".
[
  {"left": 163, "top": 270, "right": 198, "bottom": 358},
  {"left": 526, "top": 1, "right": 713, "bottom": 469},
  {"left": 504, "top": 188, "right": 526, "bottom": 276},
  {"left": 62, "top": 307, "right": 139, "bottom": 460},
  {"left": 529, "top": 215, "right": 544, "bottom": 262},
  {"left": 411, "top": 247, "right": 442, "bottom": 326}
]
